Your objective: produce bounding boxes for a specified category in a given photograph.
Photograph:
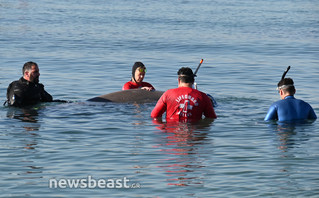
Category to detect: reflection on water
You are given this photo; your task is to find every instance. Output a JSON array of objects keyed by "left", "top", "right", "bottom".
[
  {"left": 5, "top": 106, "right": 43, "bottom": 180},
  {"left": 268, "top": 121, "right": 313, "bottom": 153},
  {"left": 273, "top": 123, "right": 298, "bottom": 153},
  {"left": 131, "top": 103, "right": 149, "bottom": 126},
  {"left": 7, "top": 107, "right": 39, "bottom": 124},
  {"left": 268, "top": 121, "right": 313, "bottom": 180},
  {"left": 7, "top": 107, "right": 41, "bottom": 134},
  {"left": 153, "top": 119, "right": 214, "bottom": 186}
]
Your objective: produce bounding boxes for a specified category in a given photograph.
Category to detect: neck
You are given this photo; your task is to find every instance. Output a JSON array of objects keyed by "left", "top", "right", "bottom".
[
  {"left": 131, "top": 77, "right": 140, "bottom": 84},
  {"left": 23, "top": 76, "right": 31, "bottom": 82},
  {"left": 281, "top": 94, "right": 293, "bottom": 100},
  {"left": 178, "top": 82, "right": 193, "bottom": 88}
]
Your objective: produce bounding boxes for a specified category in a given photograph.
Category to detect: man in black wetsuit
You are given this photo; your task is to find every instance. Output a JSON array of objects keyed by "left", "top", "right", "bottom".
[{"left": 6, "top": 61, "right": 53, "bottom": 107}]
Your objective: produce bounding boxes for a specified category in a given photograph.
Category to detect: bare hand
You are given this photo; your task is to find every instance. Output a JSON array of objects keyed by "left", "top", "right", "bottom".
[{"left": 141, "top": 87, "right": 154, "bottom": 91}]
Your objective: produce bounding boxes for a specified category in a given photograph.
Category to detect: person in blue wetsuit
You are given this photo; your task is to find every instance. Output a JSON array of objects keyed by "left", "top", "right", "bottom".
[{"left": 265, "top": 67, "right": 317, "bottom": 122}]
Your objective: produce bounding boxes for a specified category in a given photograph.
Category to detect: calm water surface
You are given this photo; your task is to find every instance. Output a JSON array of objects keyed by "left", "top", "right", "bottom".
[{"left": 1, "top": 0, "right": 318, "bottom": 197}]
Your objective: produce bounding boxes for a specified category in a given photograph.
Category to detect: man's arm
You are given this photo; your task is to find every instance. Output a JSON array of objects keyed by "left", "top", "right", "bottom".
[
  {"left": 203, "top": 94, "right": 217, "bottom": 119},
  {"left": 6, "top": 81, "right": 24, "bottom": 107},
  {"left": 141, "top": 82, "right": 155, "bottom": 91},
  {"left": 39, "top": 84, "right": 53, "bottom": 102},
  {"left": 264, "top": 105, "right": 278, "bottom": 121},
  {"left": 308, "top": 106, "right": 317, "bottom": 120},
  {"left": 151, "top": 95, "right": 167, "bottom": 119}
]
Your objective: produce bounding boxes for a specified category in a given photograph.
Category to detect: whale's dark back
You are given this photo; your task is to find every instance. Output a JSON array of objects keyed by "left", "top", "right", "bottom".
[{"left": 88, "top": 89, "right": 164, "bottom": 103}]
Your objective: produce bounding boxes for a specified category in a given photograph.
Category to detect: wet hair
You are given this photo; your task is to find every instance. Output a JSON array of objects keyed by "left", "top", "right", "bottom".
[
  {"left": 22, "top": 61, "right": 38, "bottom": 75},
  {"left": 177, "top": 67, "right": 195, "bottom": 83},
  {"left": 277, "top": 78, "right": 295, "bottom": 94}
]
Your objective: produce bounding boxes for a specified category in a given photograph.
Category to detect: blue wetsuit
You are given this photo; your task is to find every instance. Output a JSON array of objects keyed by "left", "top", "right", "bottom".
[{"left": 265, "top": 95, "right": 317, "bottom": 122}]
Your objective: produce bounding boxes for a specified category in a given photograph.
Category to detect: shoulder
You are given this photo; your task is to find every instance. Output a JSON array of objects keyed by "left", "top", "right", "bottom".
[
  {"left": 123, "top": 81, "right": 134, "bottom": 90},
  {"left": 8, "top": 80, "right": 20, "bottom": 87},
  {"left": 163, "top": 87, "right": 182, "bottom": 95},
  {"left": 166, "top": 87, "right": 179, "bottom": 92},
  {"left": 269, "top": 98, "right": 296, "bottom": 109},
  {"left": 195, "top": 89, "right": 207, "bottom": 95},
  {"left": 8, "top": 79, "right": 25, "bottom": 90},
  {"left": 38, "top": 83, "right": 45, "bottom": 89},
  {"left": 269, "top": 100, "right": 282, "bottom": 108},
  {"left": 198, "top": 90, "right": 213, "bottom": 103},
  {"left": 191, "top": 89, "right": 209, "bottom": 98},
  {"left": 295, "top": 98, "right": 308, "bottom": 104},
  {"left": 161, "top": 88, "right": 173, "bottom": 96},
  {"left": 124, "top": 81, "right": 133, "bottom": 86},
  {"left": 283, "top": 97, "right": 310, "bottom": 107},
  {"left": 160, "top": 88, "right": 180, "bottom": 99},
  {"left": 7, "top": 80, "right": 19, "bottom": 95},
  {"left": 296, "top": 98, "right": 313, "bottom": 108}
]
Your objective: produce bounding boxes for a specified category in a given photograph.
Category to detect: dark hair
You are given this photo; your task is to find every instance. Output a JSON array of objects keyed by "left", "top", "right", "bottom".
[
  {"left": 22, "top": 61, "right": 38, "bottom": 74},
  {"left": 177, "top": 67, "right": 195, "bottom": 83},
  {"left": 278, "top": 78, "right": 295, "bottom": 94}
]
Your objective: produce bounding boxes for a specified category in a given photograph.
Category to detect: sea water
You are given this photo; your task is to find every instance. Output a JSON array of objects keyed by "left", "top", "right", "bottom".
[{"left": 0, "top": 0, "right": 318, "bottom": 197}]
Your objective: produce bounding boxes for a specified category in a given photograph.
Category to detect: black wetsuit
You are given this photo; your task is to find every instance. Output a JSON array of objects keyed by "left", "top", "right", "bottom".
[{"left": 6, "top": 77, "right": 53, "bottom": 107}]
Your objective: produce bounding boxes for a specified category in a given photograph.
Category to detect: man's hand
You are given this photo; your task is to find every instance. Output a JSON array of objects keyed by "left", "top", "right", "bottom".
[{"left": 141, "top": 87, "right": 154, "bottom": 91}]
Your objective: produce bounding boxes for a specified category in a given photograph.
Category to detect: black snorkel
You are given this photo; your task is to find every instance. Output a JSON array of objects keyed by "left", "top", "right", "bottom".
[
  {"left": 277, "top": 66, "right": 295, "bottom": 92},
  {"left": 281, "top": 66, "right": 291, "bottom": 80}
]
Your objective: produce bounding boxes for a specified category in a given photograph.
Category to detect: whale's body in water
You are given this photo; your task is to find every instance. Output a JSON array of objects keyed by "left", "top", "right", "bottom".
[
  {"left": 88, "top": 89, "right": 164, "bottom": 104},
  {"left": 88, "top": 89, "right": 217, "bottom": 107}
]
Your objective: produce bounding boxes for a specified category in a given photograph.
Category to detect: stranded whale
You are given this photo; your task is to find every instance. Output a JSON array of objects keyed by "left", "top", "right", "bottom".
[
  {"left": 87, "top": 89, "right": 217, "bottom": 107},
  {"left": 88, "top": 89, "right": 164, "bottom": 104}
]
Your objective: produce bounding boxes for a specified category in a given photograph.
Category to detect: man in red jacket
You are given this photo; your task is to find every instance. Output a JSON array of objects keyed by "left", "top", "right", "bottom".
[{"left": 151, "top": 67, "right": 217, "bottom": 122}]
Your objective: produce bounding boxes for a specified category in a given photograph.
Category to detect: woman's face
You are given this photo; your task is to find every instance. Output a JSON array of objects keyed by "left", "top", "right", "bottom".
[{"left": 134, "top": 67, "right": 146, "bottom": 83}]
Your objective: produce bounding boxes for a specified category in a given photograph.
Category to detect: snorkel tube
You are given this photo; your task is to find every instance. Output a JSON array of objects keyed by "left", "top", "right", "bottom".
[
  {"left": 193, "top": 59, "right": 203, "bottom": 90},
  {"left": 277, "top": 66, "right": 295, "bottom": 91},
  {"left": 192, "top": 59, "right": 218, "bottom": 107},
  {"left": 281, "top": 66, "right": 291, "bottom": 80},
  {"left": 194, "top": 59, "right": 203, "bottom": 77}
]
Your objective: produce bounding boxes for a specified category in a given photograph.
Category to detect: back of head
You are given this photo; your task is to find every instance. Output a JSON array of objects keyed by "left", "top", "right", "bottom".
[
  {"left": 277, "top": 78, "right": 295, "bottom": 94},
  {"left": 177, "top": 67, "right": 195, "bottom": 83},
  {"left": 277, "top": 66, "right": 296, "bottom": 95},
  {"left": 22, "top": 61, "right": 38, "bottom": 75}
]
